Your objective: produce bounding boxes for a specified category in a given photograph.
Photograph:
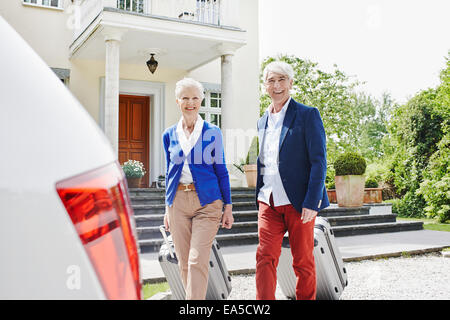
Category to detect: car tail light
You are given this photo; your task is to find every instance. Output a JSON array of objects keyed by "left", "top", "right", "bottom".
[{"left": 56, "top": 161, "right": 142, "bottom": 300}]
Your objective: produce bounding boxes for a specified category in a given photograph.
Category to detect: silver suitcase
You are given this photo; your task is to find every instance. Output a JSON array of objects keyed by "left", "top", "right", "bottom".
[
  {"left": 277, "top": 217, "right": 348, "bottom": 300},
  {"left": 158, "top": 226, "right": 232, "bottom": 300},
  {"left": 158, "top": 226, "right": 186, "bottom": 300}
]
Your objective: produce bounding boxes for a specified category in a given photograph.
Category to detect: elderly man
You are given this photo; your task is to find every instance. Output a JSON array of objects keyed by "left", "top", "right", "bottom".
[{"left": 255, "top": 61, "right": 329, "bottom": 300}]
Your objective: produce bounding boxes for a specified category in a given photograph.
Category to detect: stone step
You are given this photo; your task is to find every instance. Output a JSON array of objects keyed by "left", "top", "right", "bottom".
[
  {"left": 327, "top": 214, "right": 397, "bottom": 226},
  {"left": 130, "top": 193, "right": 255, "bottom": 206},
  {"left": 214, "top": 221, "right": 424, "bottom": 247},
  {"left": 128, "top": 187, "right": 255, "bottom": 197},
  {"left": 134, "top": 211, "right": 394, "bottom": 230},
  {"left": 319, "top": 206, "right": 370, "bottom": 217},
  {"left": 134, "top": 210, "right": 259, "bottom": 228},
  {"left": 132, "top": 201, "right": 257, "bottom": 215},
  {"left": 137, "top": 221, "right": 260, "bottom": 240},
  {"left": 330, "top": 221, "right": 424, "bottom": 237},
  {"left": 137, "top": 219, "right": 423, "bottom": 253}
]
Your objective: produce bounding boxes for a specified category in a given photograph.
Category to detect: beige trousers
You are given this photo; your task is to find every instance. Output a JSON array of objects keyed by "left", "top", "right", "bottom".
[{"left": 168, "top": 190, "right": 223, "bottom": 300}]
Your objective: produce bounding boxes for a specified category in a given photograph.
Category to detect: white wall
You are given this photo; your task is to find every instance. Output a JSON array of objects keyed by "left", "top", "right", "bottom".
[{"left": 0, "top": 1, "right": 72, "bottom": 69}]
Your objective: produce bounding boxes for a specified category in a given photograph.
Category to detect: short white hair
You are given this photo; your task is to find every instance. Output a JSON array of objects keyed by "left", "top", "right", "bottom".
[
  {"left": 175, "top": 78, "right": 205, "bottom": 100},
  {"left": 263, "top": 61, "right": 294, "bottom": 81}
]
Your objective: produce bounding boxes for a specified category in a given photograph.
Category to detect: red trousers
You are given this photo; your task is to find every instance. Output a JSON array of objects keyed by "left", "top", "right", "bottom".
[{"left": 256, "top": 196, "right": 316, "bottom": 300}]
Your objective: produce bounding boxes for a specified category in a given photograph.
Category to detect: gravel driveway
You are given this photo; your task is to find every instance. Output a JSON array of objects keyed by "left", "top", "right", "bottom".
[{"left": 227, "top": 253, "right": 450, "bottom": 300}]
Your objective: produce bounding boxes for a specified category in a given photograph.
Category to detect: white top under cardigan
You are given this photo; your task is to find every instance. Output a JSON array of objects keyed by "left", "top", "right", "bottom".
[
  {"left": 175, "top": 114, "right": 204, "bottom": 184},
  {"left": 257, "top": 97, "right": 292, "bottom": 207}
]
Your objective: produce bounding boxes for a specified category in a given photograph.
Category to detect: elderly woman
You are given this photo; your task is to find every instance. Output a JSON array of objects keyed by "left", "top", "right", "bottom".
[{"left": 162, "top": 77, "right": 234, "bottom": 300}]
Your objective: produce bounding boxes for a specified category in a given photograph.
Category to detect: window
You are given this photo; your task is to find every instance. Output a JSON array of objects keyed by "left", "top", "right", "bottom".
[
  {"left": 200, "top": 91, "right": 222, "bottom": 128},
  {"left": 23, "top": 0, "right": 61, "bottom": 9},
  {"left": 117, "top": 0, "right": 145, "bottom": 14}
]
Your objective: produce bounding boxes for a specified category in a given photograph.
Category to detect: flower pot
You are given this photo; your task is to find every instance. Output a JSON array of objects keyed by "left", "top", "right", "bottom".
[
  {"left": 126, "top": 177, "right": 142, "bottom": 188},
  {"left": 327, "top": 189, "right": 337, "bottom": 203},
  {"left": 335, "top": 175, "right": 365, "bottom": 207},
  {"left": 363, "top": 188, "right": 383, "bottom": 203},
  {"left": 243, "top": 164, "right": 257, "bottom": 188}
]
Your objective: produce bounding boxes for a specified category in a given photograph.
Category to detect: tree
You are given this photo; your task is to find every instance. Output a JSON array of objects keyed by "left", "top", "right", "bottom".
[{"left": 385, "top": 52, "right": 449, "bottom": 221}]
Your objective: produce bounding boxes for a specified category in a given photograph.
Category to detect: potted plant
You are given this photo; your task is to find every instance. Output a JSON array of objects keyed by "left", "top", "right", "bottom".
[
  {"left": 326, "top": 180, "right": 337, "bottom": 204},
  {"left": 122, "top": 160, "right": 146, "bottom": 188},
  {"left": 334, "top": 152, "right": 367, "bottom": 207},
  {"left": 157, "top": 175, "right": 165, "bottom": 189},
  {"left": 364, "top": 177, "right": 383, "bottom": 203},
  {"left": 233, "top": 136, "right": 259, "bottom": 188}
]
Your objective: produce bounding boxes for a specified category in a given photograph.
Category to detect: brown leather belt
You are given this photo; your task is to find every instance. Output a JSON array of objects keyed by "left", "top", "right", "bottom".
[{"left": 177, "top": 183, "right": 196, "bottom": 192}]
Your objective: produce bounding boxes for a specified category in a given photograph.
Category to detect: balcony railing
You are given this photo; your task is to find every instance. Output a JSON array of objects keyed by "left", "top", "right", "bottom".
[
  {"left": 73, "top": 0, "right": 239, "bottom": 41},
  {"left": 116, "top": 0, "right": 223, "bottom": 25}
]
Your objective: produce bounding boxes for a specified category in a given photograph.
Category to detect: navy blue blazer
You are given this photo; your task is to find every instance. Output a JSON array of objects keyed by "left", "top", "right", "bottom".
[{"left": 256, "top": 98, "right": 329, "bottom": 213}]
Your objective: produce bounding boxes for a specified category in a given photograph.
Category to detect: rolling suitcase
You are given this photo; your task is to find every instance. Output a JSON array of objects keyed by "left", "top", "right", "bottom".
[
  {"left": 158, "top": 226, "right": 232, "bottom": 300},
  {"left": 277, "top": 217, "right": 348, "bottom": 300}
]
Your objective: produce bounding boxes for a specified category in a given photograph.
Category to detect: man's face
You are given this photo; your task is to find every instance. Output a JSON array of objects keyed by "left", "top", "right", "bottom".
[{"left": 265, "top": 72, "right": 293, "bottom": 105}]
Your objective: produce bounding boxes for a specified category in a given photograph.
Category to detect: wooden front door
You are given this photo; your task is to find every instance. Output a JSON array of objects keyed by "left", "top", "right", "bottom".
[{"left": 119, "top": 95, "right": 150, "bottom": 188}]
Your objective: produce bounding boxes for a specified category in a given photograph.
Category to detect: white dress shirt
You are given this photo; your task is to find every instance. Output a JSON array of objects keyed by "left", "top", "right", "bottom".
[
  {"left": 176, "top": 114, "right": 204, "bottom": 184},
  {"left": 257, "top": 97, "right": 291, "bottom": 206}
]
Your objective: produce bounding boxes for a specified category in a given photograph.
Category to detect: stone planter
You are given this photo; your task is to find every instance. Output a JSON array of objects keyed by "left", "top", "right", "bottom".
[
  {"left": 126, "top": 177, "right": 142, "bottom": 188},
  {"left": 243, "top": 164, "right": 257, "bottom": 188},
  {"left": 327, "top": 189, "right": 337, "bottom": 203},
  {"left": 364, "top": 188, "right": 383, "bottom": 203},
  {"left": 335, "top": 175, "right": 365, "bottom": 207}
]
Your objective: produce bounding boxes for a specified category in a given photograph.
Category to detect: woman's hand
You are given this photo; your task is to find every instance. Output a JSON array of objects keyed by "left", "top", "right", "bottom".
[
  {"left": 221, "top": 204, "right": 234, "bottom": 229},
  {"left": 164, "top": 206, "right": 170, "bottom": 232}
]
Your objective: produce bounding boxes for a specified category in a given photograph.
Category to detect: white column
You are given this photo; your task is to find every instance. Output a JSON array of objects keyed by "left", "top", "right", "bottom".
[
  {"left": 103, "top": 29, "right": 123, "bottom": 156},
  {"left": 221, "top": 52, "right": 234, "bottom": 163}
]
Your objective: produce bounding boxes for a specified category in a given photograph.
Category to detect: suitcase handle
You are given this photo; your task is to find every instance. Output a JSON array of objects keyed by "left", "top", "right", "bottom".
[{"left": 159, "top": 225, "right": 175, "bottom": 259}]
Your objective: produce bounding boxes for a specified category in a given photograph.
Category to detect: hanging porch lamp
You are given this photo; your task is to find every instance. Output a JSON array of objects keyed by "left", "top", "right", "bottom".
[{"left": 146, "top": 54, "right": 158, "bottom": 74}]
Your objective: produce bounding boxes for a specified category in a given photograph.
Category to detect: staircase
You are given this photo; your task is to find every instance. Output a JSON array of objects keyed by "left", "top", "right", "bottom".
[{"left": 129, "top": 188, "right": 423, "bottom": 253}]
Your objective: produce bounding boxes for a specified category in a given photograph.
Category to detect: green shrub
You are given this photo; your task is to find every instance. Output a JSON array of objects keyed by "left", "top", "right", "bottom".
[
  {"left": 365, "top": 177, "right": 379, "bottom": 188},
  {"left": 326, "top": 180, "right": 336, "bottom": 189},
  {"left": 334, "top": 152, "right": 367, "bottom": 176},
  {"left": 391, "top": 191, "right": 427, "bottom": 219},
  {"left": 417, "top": 133, "right": 450, "bottom": 223}
]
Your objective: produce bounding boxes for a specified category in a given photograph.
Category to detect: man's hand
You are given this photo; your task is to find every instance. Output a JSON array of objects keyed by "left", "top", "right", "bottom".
[
  {"left": 221, "top": 204, "right": 234, "bottom": 229},
  {"left": 301, "top": 207, "right": 318, "bottom": 224}
]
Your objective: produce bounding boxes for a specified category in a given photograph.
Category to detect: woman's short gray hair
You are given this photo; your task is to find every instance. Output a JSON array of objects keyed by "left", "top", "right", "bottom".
[
  {"left": 263, "top": 61, "right": 294, "bottom": 81},
  {"left": 175, "top": 78, "right": 205, "bottom": 100}
]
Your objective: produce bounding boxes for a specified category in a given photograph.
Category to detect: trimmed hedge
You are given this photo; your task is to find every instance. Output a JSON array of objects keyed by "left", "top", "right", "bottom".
[{"left": 334, "top": 152, "right": 367, "bottom": 176}]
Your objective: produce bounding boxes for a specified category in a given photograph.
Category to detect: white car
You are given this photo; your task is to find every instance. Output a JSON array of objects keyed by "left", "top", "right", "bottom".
[{"left": 0, "top": 16, "right": 142, "bottom": 299}]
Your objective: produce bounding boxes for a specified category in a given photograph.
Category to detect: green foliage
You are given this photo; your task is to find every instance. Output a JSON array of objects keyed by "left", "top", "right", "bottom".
[
  {"left": 233, "top": 136, "right": 259, "bottom": 173},
  {"left": 121, "top": 160, "right": 146, "bottom": 178},
  {"left": 334, "top": 152, "right": 367, "bottom": 176},
  {"left": 246, "top": 136, "right": 259, "bottom": 165},
  {"left": 384, "top": 52, "right": 449, "bottom": 220},
  {"left": 417, "top": 132, "right": 450, "bottom": 223},
  {"left": 365, "top": 177, "right": 379, "bottom": 188}
]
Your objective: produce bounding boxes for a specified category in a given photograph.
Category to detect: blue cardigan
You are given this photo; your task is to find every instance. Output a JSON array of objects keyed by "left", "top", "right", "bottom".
[{"left": 162, "top": 121, "right": 232, "bottom": 207}]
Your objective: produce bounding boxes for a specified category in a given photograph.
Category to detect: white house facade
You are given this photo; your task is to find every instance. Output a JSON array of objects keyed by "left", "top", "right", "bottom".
[{"left": 0, "top": 0, "right": 260, "bottom": 187}]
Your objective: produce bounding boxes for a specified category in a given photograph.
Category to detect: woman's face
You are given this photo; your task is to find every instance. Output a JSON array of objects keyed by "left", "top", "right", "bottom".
[{"left": 176, "top": 86, "right": 203, "bottom": 118}]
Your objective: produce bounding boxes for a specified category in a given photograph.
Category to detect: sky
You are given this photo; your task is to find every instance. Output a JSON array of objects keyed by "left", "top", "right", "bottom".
[{"left": 258, "top": 0, "right": 450, "bottom": 104}]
